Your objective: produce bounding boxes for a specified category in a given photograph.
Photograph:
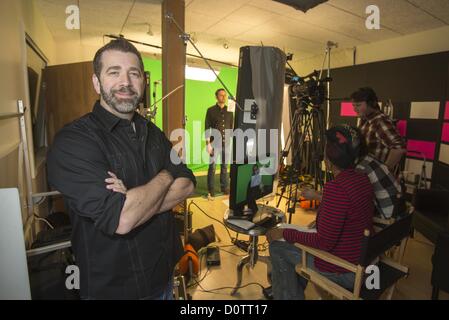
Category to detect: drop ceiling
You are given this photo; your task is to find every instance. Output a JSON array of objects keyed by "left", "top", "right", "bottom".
[{"left": 36, "top": 0, "right": 449, "bottom": 66}]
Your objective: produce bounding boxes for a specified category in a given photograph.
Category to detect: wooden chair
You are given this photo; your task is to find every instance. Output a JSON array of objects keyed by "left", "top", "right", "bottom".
[{"left": 294, "top": 213, "right": 413, "bottom": 300}]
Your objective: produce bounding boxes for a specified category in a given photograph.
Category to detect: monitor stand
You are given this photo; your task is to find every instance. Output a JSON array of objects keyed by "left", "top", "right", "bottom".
[{"left": 227, "top": 206, "right": 255, "bottom": 220}]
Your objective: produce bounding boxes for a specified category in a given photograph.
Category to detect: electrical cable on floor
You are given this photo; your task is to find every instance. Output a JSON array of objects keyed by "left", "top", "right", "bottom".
[
  {"left": 187, "top": 253, "right": 206, "bottom": 289},
  {"left": 187, "top": 245, "right": 247, "bottom": 290},
  {"left": 186, "top": 250, "right": 215, "bottom": 289},
  {"left": 187, "top": 201, "right": 272, "bottom": 257},
  {"left": 216, "top": 244, "right": 236, "bottom": 248},
  {"left": 218, "top": 247, "right": 247, "bottom": 257},
  {"left": 195, "top": 281, "right": 266, "bottom": 295},
  {"left": 188, "top": 200, "right": 236, "bottom": 243}
]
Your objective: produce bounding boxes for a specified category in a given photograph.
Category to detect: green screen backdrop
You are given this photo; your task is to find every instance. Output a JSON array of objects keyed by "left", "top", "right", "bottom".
[{"left": 142, "top": 57, "right": 238, "bottom": 172}]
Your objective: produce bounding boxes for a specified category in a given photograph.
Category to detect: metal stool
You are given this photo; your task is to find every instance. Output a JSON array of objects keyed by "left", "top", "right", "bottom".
[{"left": 224, "top": 205, "right": 285, "bottom": 296}]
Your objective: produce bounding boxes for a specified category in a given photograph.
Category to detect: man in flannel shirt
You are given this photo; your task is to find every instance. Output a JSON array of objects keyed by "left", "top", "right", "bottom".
[
  {"left": 342, "top": 125, "right": 402, "bottom": 219},
  {"left": 351, "top": 87, "right": 406, "bottom": 174},
  {"left": 301, "top": 125, "right": 402, "bottom": 219}
]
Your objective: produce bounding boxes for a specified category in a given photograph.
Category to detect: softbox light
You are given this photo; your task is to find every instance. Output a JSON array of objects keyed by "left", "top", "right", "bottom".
[{"left": 273, "top": 0, "right": 329, "bottom": 13}]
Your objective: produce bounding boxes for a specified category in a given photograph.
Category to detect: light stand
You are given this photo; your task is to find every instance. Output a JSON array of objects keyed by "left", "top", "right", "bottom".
[
  {"left": 407, "top": 150, "right": 428, "bottom": 190},
  {"left": 319, "top": 41, "right": 338, "bottom": 130},
  {"left": 164, "top": 13, "right": 240, "bottom": 109}
]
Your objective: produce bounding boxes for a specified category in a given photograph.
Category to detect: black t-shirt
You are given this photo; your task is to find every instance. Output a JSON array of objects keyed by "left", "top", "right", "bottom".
[{"left": 47, "top": 101, "right": 196, "bottom": 299}]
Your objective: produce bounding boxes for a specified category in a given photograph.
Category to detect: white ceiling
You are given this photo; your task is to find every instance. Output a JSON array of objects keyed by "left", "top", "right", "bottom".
[{"left": 36, "top": 0, "right": 449, "bottom": 66}]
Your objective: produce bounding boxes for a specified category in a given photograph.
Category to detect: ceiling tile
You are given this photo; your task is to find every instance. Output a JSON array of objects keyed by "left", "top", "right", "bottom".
[
  {"left": 186, "top": 0, "right": 250, "bottom": 20},
  {"left": 225, "top": 4, "right": 278, "bottom": 26},
  {"left": 186, "top": 11, "right": 222, "bottom": 32},
  {"left": 406, "top": 0, "right": 449, "bottom": 24},
  {"left": 327, "top": 0, "right": 445, "bottom": 34},
  {"left": 35, "top": 0, "right": 449, "bottom": 67},
  {"left": 205, "top": 19, "right": 254, "bottom": 38}
]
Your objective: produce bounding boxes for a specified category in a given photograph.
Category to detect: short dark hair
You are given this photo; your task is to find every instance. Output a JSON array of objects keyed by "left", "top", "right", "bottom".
[
  {"left": 215, "top": 88, "right": 226, "bottom": 97},
  {"left": 350, "top": 87, "right": 380, "bottom": 109},
  {"left": 93, "top": 38, "right": 144, "bottom": 78}
]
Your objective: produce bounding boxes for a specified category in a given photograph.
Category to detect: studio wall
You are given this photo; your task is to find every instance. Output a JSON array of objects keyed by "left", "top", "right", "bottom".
[{"left": 328, "top": 51, "right": 449, "bottom": 190}]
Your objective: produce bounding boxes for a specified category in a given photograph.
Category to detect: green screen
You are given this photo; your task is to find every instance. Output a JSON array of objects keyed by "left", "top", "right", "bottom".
[{"left": 142, "top": 57, "right": 238, "bottom": 172}]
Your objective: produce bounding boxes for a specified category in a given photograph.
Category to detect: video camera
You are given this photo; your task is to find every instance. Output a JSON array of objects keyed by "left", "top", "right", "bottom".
[{"left": 287, "top": 70, "right": 331, "bottom": 107}]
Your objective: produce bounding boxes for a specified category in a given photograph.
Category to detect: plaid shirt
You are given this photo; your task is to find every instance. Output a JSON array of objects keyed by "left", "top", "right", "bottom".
[
  {"left": 356, "top": 154, "right": 401, "bottom": 218},
  {"left": 359, "top": 110, "right": 405, "bottom": 164}
]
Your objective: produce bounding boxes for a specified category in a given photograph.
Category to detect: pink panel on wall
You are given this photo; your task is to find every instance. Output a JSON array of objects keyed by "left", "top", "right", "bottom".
[
  {"left": 396, "top": 120, "right": 407, "bottom": 137},
  {"left": 340, "top": 102, "right": 357, "bottom": 117},
  {"left": 406, "top": 140, "right": 436, "bottom": 160},
  {"left": 442, "top": 123, "right": 449, "bottom": 143},
  {"left": 445, "top": 101, "right": 449, "bottom": 120}
]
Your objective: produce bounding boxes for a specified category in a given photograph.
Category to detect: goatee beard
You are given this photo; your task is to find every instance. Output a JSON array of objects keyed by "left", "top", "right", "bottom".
[{"left": 100, "top": 85, "right": 141, "bottom": 115}]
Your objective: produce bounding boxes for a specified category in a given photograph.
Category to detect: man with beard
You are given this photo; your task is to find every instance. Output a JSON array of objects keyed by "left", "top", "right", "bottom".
[{"left": 47, "top": 39, "right": 196, "bottom": 299}]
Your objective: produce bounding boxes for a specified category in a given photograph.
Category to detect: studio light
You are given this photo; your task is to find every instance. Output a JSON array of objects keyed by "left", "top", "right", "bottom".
[
  {"left": 185, "top": 65, "right": 219, "bottom": 82},
  {"left": 273, "top": 0, "right": 328, "bottom": 13}
]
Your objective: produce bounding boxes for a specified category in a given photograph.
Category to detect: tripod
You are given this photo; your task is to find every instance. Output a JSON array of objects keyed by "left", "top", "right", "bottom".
[{"left": 277, "top": 98, "right": 326, "bottom": 223}]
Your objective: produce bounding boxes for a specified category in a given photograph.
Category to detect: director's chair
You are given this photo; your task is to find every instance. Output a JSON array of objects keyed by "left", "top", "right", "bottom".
[{"left": 295, "top": 212, "right": 413, "bottom": 300}]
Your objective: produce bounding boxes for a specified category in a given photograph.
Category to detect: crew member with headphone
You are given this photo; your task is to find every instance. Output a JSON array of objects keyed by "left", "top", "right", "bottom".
[{"left": 351, "top": 87, "right": 406, "bottom": 174}]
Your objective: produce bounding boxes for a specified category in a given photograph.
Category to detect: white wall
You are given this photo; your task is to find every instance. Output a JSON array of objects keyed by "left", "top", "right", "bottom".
[
  {"left": 290, "top": 25, "right": 449, "bottom": 75},
  {"left": 0, "top": 0, "right": 57, "bottom": 248}
]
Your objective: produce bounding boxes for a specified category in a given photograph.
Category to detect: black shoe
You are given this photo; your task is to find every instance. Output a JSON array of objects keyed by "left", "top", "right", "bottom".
[{"left": 262, "top": 286, "right": 274, "bottom": 300}]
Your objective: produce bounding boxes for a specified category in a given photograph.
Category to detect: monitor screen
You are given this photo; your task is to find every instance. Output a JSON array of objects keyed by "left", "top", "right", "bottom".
[{"left": 229, "top": 156, "right": 276, "bottom": 215}]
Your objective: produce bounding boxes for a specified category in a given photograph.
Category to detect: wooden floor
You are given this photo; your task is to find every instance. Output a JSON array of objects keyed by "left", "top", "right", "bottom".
[{"left": 184, "top": 191, "right": 449, "bottom": 300}]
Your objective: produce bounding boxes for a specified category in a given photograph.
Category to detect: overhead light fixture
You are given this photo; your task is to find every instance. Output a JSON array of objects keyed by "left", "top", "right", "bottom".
[
  {"left": 185, "top": 65, "right": 219, "bottom": 82},
  {"left": 218, "top": 38, "right": 229, "bottom": 49},
  {"left": 273, "top": 0, "right": 328, "bottom": 13}
]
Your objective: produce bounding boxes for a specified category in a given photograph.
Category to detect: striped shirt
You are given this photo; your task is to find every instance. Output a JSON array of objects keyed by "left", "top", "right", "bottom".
[
  {"left": 283, "top": 169, "right": 374, "bottom": 273},
  {"left": 359, "top": 110, "right": 405, "bottom": 164}
]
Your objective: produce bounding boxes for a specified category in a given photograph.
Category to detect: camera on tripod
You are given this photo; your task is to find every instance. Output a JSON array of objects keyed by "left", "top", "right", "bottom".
[{"left": 287, "top": 70, "right": 330, "bottom": 108}]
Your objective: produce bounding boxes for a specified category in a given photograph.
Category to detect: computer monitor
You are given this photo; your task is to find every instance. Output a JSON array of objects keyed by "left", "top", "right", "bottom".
[{"left": 229, "top": 156, "right": 276, "bottom": 217}]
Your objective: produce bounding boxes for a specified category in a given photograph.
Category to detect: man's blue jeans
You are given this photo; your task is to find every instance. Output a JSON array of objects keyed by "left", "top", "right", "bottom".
[
  {"left": 141, "top": 279, "right": 174, "bottom": 300},
  {"left": 269, "top": 240, "right": 355, "bottom": 300},
  {"left": 207, "top": 147, "right": 230, "bottom": 194}
]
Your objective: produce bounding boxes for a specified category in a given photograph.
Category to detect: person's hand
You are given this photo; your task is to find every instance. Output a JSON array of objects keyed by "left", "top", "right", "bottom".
[
  {"left": 207, "top": 143, "right": 214, "bottom": 156},
  {"left": 301, "top": 188, "right": 321, "bottom": 201},
  {"left": 105, "top": 171, "right": 127, "bottom": 194},
  {"left": 266, "top": 228, "right": 284, "bottom": 243}
]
